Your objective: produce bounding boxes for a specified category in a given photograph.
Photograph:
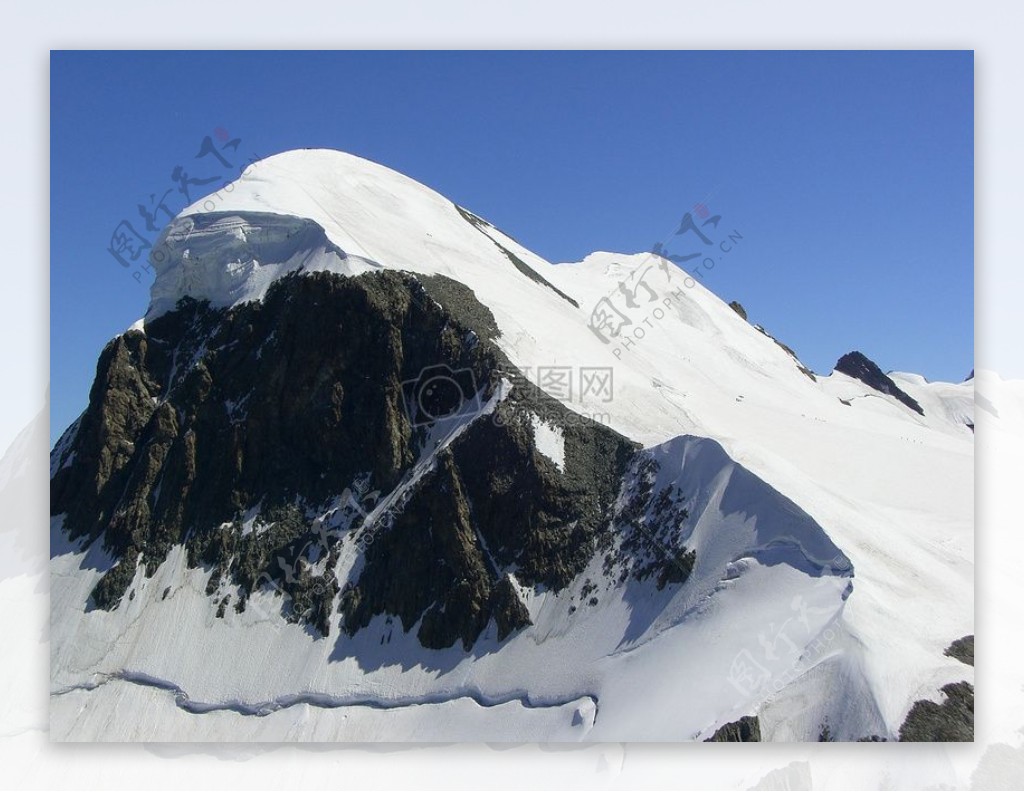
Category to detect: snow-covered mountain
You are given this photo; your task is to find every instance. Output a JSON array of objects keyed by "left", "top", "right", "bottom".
[{"left": 50, "top": 149, "right": 973, "bottom": 742}]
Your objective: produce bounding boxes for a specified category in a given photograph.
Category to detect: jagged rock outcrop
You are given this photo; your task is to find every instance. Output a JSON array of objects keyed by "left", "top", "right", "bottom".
[
  {"left": 51, "top": 268, "right": 656, "bottom": 649},
  {"left": 705, "top": 715, "right": 761, "bottom": 742},
  {"left": 945, "top": 635, "right": 974, "bottom": 666},
  {"left": 834, "top": 351, "right": 924, "bottom": 415},
  {"left": 898, "top": 681, "right": 973, "bottom": 741}
]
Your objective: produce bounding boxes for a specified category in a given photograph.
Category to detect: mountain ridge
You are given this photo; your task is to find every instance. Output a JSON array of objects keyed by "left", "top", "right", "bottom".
[{"left": 50, "top": 148, "right": 973, "bottom": 742}]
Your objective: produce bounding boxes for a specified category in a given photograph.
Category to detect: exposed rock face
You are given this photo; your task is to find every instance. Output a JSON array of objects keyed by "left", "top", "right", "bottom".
[
  {"left": 53, "top": 270, "right": 441, "bottom": 560},
  {"left": 50, "top": 269, "right": 662, "bottom": 650},
  {"left": 605, "top": 454, "right": 695, "bottom": 590},
  {"left": 834, "top": 351, "right": 924, "bottom": 415},
  {"left": 706, "top": 715, "right": 761, "bottom": 742},
  {"left": 898, "top": 681, "right": 974, "bottom": 741},
  {"left": 945, "top": 635, "right": 974, "bottom": 666},
  {"left": 728, "top": 300, "right": 748, "bottom": 321}
]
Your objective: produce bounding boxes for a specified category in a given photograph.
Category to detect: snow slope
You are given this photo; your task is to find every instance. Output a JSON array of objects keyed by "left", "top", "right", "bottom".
[
  {"left": 50, "top": 434, "right": 853, "bottom": 742},
  {"left": 51, "top": 149, "right": 972, "bottom": 741}
]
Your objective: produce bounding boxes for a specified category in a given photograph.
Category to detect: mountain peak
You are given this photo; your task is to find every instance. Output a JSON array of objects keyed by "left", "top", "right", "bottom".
[
  {"left": 52, "top": 148, "right": 974, "bottom": 742},
  {"left": 834, "top": 351, "right": 925, "bottom": 415},
  {"left": 147, "top": 148, "right": 579, "bottom": 321}
]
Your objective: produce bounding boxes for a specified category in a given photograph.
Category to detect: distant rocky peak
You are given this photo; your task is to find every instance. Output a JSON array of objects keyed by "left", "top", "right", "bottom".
[{"left": 834, "top": 351, "right": 924, "bottom": 415}]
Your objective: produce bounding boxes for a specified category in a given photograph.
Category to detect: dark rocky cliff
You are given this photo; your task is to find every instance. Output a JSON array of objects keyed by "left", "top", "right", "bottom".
[
  {"left": 51, "top": 269, "right": 681, "bottom": 650},
  {"left": 834, "top": 351, "right": 924, "bottom": 415},
  {"left": 705, "top": 715, "right": 761, "bottom": 742}
]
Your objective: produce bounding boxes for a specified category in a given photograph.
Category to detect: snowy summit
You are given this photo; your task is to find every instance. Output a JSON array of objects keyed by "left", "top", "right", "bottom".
[{"left": 51, "top": 148, "right": 973, "bottom": 742}]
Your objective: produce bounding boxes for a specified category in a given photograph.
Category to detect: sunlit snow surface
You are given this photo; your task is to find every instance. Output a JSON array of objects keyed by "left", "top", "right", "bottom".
[{"left": 51, "top": 150, "right": 973, "bottom": 741}]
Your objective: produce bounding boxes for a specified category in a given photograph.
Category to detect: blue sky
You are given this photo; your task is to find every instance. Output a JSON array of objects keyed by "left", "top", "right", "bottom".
[{"left": 51, "top": 50, "right": 973, "bottom": 445}]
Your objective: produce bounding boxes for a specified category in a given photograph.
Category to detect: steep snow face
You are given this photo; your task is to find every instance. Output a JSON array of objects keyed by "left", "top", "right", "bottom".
[
  {"left": 52, "top": 148, "right": 972, "bottom": 741},
  {"left": 890, "top": 372, "right": 976, "bottom": 431},
  {"left": 147, "top": 212, "right": 379, "bottom": 318},
  {"left": 557, "top": 258, "right": 974, "bottom": 739},
  {"left": 148, "top": 149, "right": 580, "bottom": 320}
]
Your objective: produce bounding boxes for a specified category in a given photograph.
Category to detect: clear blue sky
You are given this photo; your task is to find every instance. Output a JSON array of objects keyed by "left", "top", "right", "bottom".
[{"left": 51, "top": 51, "right": 973, "bottom": 446}]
